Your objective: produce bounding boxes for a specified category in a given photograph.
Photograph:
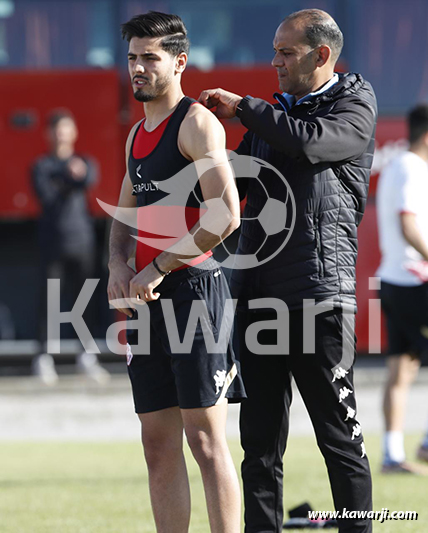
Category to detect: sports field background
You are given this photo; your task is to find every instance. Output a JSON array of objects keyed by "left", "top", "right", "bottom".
[
  {"left": 0, "top": 435, "right": 424, "bottom": 533},
  {"left": 1, "top": 365, "right": 427, "bottom": 532}
]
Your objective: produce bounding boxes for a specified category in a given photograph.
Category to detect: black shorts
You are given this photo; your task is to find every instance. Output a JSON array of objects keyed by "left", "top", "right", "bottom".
[
  {"left": 380, "top": 281, "right": 428, "bottom": 358},
  {"left": 126, "top": 257, "right": 246, "bottom": 413}
]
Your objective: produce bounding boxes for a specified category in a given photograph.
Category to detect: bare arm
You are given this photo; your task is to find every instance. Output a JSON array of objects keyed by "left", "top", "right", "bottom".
[
  {"left": 400, "top": 212, "right": 428, "bottom": 260},
  {"left": 157, "top": 104, "right": 240, "bottom": 271},
  {"left": 108, "top": 176, "right": 137, "bottom": 268},
  {"left": 107, "top": 123, "right": 139, "bottom": 316}
]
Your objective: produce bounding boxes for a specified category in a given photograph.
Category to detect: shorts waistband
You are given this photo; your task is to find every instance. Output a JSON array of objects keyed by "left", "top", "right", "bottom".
[{"left": 156, "top": 257, "right": 220, "bottom": 293}]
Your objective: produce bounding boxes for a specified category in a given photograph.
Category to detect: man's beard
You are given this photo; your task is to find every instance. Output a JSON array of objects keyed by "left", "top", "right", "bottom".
[
  {"left": 133, "top": 75, "right": 171, "bottom": 102},
  {"left": 133, "top": 90, "right": 155, "bottom": 102}
]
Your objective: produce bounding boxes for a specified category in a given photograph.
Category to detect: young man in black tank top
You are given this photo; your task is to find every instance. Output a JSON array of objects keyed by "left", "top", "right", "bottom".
[{"left": 107, "top": 12, "right": 245, "bottom": 533}]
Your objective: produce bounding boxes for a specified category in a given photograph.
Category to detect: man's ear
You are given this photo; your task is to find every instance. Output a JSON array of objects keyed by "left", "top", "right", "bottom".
[
  {"left": 316, "top": 45, "right": 331, "bottom": 67},
  {"left": 175, "top": 52, "right": 187, "bottom": 74}
]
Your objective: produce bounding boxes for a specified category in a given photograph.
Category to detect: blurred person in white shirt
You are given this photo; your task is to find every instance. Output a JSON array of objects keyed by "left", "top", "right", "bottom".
[{"left": 376, "top": 103, "right": 428, "bottom": 473}]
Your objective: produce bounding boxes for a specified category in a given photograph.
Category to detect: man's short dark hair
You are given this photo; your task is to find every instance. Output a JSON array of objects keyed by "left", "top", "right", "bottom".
[
  {"left": 283, "top": 9, "right": 343, "bottom": 63},
  {"left": 47, "top": 108, "right": 75, "bottom": 129},
  {"left": 408, "top": 104, "right": 428, "bottom": 144},
  {"left": 121, "top": 11, "right": 189, "bottom": 56}
]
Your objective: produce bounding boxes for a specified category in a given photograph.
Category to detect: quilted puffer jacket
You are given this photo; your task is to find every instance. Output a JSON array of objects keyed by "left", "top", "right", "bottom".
[{"left": 230, "top": 73, "right": 377, "bottom": 312}]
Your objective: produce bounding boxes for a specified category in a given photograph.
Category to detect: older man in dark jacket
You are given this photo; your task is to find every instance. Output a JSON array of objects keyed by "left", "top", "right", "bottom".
[{"left": 199, "top": 9, "right": 377, "bottom": 533}]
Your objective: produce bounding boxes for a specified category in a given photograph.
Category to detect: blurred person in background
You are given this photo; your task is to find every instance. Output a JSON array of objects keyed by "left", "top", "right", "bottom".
[
  {"left": 31, "top": 109, "right": 110, "bottom": 385},
  {"left": 199, "top": 8, "right": 376, "bottom": 533},
  {"left": 376, "top": 103, "right": 428, "bottom": 473}
]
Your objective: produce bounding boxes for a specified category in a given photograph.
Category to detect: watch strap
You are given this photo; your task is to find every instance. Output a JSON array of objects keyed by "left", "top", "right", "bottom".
[
  {"left": 236, "top": 95, "right": 253, "bottom": 117},
  {"left": 153, "top": 257, "right": 171, "bottom": 276}
]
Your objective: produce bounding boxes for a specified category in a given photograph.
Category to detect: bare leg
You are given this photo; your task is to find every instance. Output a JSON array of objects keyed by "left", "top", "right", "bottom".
[
  {"left": 382, "top": 354, "right": 421, "bottom": 469},
  {"left": 417, "top": 425, "right": 428, "bottom": 461},
  {"left": 139, "top": 406, "right": 191, "bottom": 533},
  {"left": 182, "top": 401, "right": 241, "bottom": 533},
  {"left": 383, "top": 354, "right": 420, "bottom": 432}
]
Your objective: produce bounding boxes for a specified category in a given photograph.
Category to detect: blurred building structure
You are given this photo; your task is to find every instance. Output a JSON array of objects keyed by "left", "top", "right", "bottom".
[
  {"left": 0, "top": 0, "right": 427, "bottom": 114},
  {"left": 0, "top": 0, "right": 427, "bottom": 356}
]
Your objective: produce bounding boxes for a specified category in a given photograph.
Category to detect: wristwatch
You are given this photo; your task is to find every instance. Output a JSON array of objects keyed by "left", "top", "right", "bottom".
[{"left": 236, "top": 95, "right": 253, "bottom": 117}]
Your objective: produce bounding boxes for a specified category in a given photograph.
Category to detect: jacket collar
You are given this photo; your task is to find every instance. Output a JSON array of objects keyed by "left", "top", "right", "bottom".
[{"left": 274, "top": 73, "right": 362, "bottom": 111}]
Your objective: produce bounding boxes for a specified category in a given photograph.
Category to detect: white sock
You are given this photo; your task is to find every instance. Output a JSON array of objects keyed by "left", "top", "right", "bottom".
[{"left": 383, "top": 431, "right": 405, "bottom": 464}]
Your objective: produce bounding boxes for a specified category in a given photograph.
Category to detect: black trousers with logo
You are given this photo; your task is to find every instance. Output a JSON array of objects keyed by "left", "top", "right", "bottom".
[{"left": 238, "top": 307, "right": 372, "bottom": 533}]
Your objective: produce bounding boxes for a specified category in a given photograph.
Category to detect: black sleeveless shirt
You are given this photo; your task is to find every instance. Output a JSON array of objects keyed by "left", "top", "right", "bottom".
[
  {"left": 128, "top": 96, "right": 211, "bottom": 272},
  {"left": 128, "top": 96, "right": 203, "bottom": 208}
]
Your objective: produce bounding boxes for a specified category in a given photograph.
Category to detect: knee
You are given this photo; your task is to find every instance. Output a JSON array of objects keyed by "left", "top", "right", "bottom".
[
  {"left": 387, "top": 367, "right": 415, "bottom": 388},
  {"left": 142, "top": 433, "right": 183, "bottom": 471},
  {"left": 185, "top": 429, "right": 221, "bottom": 467},
  {"left": 387, "top": 356, "right": 420, "bottom": 387}
]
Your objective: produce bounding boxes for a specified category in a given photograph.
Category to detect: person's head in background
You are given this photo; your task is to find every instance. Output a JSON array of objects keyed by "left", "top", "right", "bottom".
[
  {"left": 272, "top": 9, "right": 343, "bottom": 100},
  {"left": 47, "top": 109, "right": 78, "bottom": 156},
  {"left": 408, "top": 104, "right": 428, "bottom": 160}
]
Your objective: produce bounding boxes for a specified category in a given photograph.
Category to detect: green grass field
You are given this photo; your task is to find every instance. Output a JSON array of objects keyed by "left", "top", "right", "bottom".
[{"left": 0, "top": 435, "right": 425, "bottom": 532}]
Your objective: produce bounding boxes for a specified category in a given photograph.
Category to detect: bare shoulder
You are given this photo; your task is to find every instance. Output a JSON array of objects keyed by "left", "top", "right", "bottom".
[
  {"left": 124, "top": 120, "right": 143, "bottom": 176},
  {"left": 125, "top": 120, "right": 143, "bottom": 154},
  {"left": 179, "top": 103, "right": 225, "bottom": 160},
  {"left": 182, "top": 102, "right": 223, "bottom": 132},
  {"left": 127, "top": 119, "right": 142, "bottom": 139}
]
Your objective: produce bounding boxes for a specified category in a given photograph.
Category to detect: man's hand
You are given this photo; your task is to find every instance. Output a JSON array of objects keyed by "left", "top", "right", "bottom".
[
  {"left": 129, "top": 262, "right": 163, "bottom": 303},
  {"left": 198, "top": 88, "right": 243, "bottom": 119},
  {"left": 108, "top": 261, "right": 136, "bottom": 317},
  {"left": 67, "top": 156, "right": 88, "bottom": 181},
  {"left": 406, "top": 261, "right": 428, "bottom": 282},
  {"left": 401, "top": 212, "right": 428, "bottom": 261}
]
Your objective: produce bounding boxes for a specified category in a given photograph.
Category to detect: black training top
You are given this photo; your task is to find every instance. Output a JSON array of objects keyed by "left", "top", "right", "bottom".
[{"left": 32, "top": 154, "right": 97, "bottom": 254}]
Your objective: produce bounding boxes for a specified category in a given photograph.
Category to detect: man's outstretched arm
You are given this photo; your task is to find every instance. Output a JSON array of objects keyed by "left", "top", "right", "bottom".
[{"left": 198, "top": 87, "right": 377, "bottom": 164}]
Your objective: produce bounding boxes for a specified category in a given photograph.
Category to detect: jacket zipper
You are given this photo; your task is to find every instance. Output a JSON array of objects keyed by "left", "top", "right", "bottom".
[{"left": 314, "top": 216, "right": 325, "bottom": 278}]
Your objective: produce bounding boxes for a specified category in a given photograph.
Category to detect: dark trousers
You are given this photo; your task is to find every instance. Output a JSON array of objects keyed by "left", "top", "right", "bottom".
[
  {"left": 238, "top": 308, "right": 372, "bottom": 533},
  {"left": 37, "top": 247, "right": 95, "bottom": 346}
]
